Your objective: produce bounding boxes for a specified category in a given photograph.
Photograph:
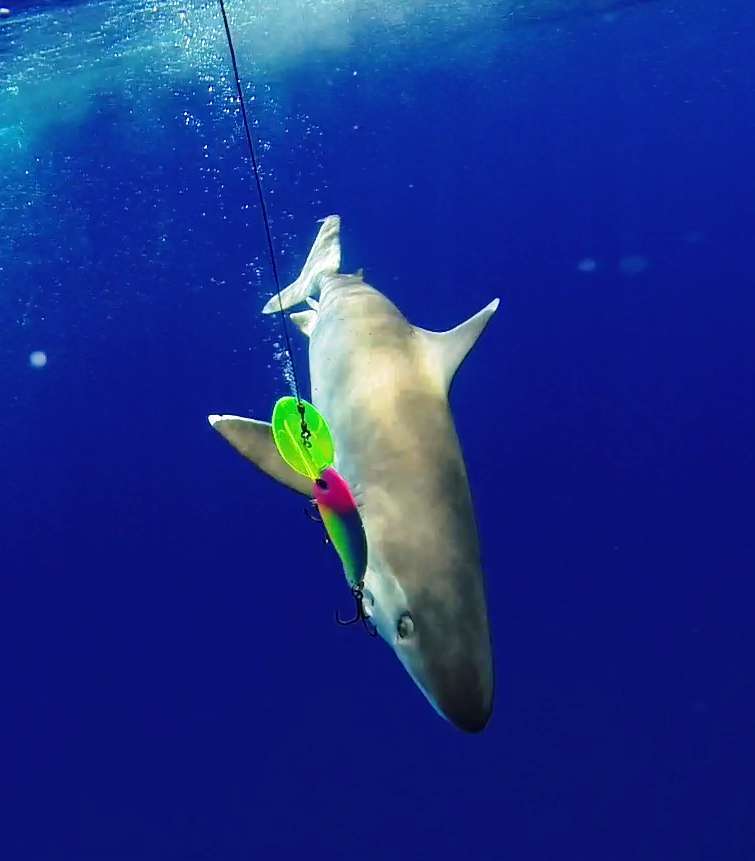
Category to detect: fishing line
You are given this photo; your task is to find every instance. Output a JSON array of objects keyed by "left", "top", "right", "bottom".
[
  {"left": 215, "top": 3, "right": 372, "bottom": 628},
  {"left": 217, "top": 0, "right": 304, "bottom": 409}
]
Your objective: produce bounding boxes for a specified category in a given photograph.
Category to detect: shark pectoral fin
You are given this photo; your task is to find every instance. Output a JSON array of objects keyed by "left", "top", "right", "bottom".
[
  {"left": 261, "top": 215, "right": 341, "bottom": 314},
  {"left": 208, "top": 415, "right": 313, "bottom": 495},
  {"left": 290, "top": 309, "right": 317, "bottom": 337},
  {"left": 415, "top": 298, "right": 500, "bottom": 394}
]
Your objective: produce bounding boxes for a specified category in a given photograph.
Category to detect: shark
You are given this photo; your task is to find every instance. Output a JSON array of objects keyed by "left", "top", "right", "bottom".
[{"left": 209, "top": 215, "right": 498, "bottom": 732}]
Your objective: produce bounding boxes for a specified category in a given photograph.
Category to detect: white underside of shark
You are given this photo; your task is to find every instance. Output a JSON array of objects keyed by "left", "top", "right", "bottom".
[{"left": 209, "top": 215, "right": 497, "bottom": 732}]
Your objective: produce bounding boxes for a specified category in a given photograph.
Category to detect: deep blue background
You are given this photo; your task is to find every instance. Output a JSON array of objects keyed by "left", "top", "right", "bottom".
[{"left": 2, "top": 1, "right": 755, "bottom": 858}]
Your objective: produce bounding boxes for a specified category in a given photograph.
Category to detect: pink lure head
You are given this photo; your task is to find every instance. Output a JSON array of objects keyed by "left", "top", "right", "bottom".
[{"left": 313, "top": 466, "right": 358, "bottom": 515}]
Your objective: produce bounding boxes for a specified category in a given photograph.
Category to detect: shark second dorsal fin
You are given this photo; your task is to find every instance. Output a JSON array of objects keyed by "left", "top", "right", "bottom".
[
  {"left": 414, "top": 298, "right": 500, "bottom": 395},
  {"left": 208, "top": 415, "right": 312, "bottom": 495},
  {"left": 290, "top": 309, "right": 317, "bottom": 338}
]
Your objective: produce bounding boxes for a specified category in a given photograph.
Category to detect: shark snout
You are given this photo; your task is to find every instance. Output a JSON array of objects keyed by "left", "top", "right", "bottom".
[
  {"left": 393, "top": 621, "right": 493, "bottom": 733},
  {"left": 423, "top": 653, "right": 493, "bottom": 733},
  {"left": 364, "top": 567, "right": 494, "bottom": 732}
]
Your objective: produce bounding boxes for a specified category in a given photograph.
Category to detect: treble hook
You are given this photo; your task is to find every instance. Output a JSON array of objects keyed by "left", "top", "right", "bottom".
[{"left": 335, "top": 584, "right": 378, "bottom": 637}]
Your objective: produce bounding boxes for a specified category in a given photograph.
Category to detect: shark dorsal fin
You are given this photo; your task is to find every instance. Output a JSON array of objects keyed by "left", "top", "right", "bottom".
[
  {"left": 207, "top": 415, "right": 312, "bottom": 495},
  {"left": 414, "top": 298, "right": 500, "bottom": 394},
  {"left": 290, "top": 309, "right": 318, "bottom": 338}
]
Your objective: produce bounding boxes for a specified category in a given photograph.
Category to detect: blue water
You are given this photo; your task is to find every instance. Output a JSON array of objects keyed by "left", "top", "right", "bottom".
[{"left": 2, "top": 0, "right": 754, "bottom": 857}]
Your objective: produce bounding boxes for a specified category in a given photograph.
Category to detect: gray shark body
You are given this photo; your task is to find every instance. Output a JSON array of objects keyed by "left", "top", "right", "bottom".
[{"left": 210, "top": 216, "right": 497, "bottom": 732}]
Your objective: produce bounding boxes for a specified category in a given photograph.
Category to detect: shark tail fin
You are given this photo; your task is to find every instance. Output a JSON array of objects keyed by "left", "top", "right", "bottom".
[{"left": 262, "top": 215, "right": 341, "bottom": 314}]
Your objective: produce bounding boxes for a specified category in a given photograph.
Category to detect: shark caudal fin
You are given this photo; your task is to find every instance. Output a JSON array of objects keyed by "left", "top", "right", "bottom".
[{"left": 261, "top": 215, "right": 341, "bottom": 314}]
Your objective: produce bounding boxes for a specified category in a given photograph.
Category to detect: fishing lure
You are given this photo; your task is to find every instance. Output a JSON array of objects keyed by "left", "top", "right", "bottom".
[
  {"left": 272, "top": 396, "right": 368, "bottom": 592},
  {"left": 312, "top": 466, "right": 367, "bottom": 591}
]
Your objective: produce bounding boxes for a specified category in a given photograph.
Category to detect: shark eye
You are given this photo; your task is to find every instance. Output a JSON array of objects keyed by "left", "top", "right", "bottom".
[{"left": 396, "top": 613, "right": 415, "bottom": 640}]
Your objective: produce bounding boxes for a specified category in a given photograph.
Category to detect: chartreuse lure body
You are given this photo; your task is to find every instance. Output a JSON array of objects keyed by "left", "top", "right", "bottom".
[
  {"left": 272, "top": 397, "right": 367, "bottom": 587},
  {"left": 312, "top": 467, "right": 367, "bottom": 589}
]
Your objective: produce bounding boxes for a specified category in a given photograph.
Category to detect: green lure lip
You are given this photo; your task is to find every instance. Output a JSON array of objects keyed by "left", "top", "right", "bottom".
[{"left": 271, "top": 396, "right": 334, "bottom": 480}]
